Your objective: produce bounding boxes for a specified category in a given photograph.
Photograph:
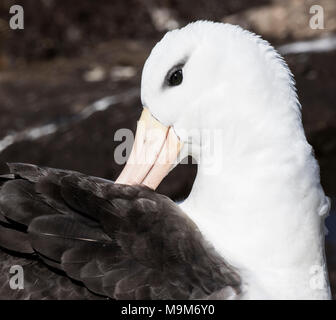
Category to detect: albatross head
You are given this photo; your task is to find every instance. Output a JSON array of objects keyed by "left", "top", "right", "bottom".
[{"left": 116, "top": 20, "right": 304, "bottom": 189}]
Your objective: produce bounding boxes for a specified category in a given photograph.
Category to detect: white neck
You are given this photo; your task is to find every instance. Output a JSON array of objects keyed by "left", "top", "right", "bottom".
[{"left": 180, "top": 111, "right": 331, "bottom": 299}]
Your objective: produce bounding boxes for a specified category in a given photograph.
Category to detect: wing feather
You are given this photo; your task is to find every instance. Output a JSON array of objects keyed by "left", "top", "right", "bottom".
[{"left": 0, "top": 163, "right": 241, "bottom": 300}]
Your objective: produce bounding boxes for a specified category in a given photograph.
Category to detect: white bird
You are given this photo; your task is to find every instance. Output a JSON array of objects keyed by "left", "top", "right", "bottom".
[
  {"left": 0, "top": 21, "right": 331, "bottom": 300},
  {"left": 118, "top": 20, "right": 331, "bottom": 299}
]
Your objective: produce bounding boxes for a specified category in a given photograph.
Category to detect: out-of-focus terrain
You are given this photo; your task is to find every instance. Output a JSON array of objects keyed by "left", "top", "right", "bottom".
[{"left": 0, "top": 0, "right": 335, "bottom": 298}]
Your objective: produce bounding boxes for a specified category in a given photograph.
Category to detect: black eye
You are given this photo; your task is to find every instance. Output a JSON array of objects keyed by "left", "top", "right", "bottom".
[{"left": 168, "top": 69, "right": 183, "bottom": 86}]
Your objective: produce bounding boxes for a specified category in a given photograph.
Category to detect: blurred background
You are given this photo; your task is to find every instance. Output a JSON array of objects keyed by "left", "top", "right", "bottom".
[{"left": 0, "top": 0, "right": 335, "bottom": 297}]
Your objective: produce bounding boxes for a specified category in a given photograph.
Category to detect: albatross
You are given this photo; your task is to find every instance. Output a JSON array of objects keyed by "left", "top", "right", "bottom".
[{"left": 0, "top": 21, "right": 331, "bottom": 300}]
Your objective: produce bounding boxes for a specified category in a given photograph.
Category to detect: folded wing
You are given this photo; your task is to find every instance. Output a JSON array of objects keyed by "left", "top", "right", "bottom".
[{"left": 0, "top": 163, "right": 241, "bottom": 299}]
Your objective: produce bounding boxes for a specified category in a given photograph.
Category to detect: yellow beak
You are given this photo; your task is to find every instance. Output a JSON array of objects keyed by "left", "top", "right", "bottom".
[{"left": 115, "top": 107, "right": 183, "bottom": 190}]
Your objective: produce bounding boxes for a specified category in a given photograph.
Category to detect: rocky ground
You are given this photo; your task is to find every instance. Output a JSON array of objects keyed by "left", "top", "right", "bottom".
[{"left": 0, "top": 0, "right": 335, "bottom": 298}]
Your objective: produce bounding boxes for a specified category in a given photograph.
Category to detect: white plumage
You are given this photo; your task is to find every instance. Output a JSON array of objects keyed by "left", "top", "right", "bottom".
[{"left": 141, "top": 21, "right": 331, "bottom": 299}]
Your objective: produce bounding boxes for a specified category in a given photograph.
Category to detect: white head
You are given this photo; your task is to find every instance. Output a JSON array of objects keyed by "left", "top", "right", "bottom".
[
  {"left": 117, "top": 20, "right": 322, "bottom": 209},
  {"left": 139, "top": 21, "right": 303, "bottom": 167}
]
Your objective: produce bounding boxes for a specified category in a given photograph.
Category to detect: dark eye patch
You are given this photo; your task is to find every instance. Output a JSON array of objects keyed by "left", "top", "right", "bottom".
[
  {"left": 164, "top": 63, "right": 185, "bottom": 88},
  {"left": 168, "top": 68, "right": 183, "bottom": 86}
]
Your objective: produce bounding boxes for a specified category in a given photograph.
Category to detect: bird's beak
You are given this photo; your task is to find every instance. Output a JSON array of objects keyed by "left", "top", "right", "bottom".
[{"left": 115, "top": 107, "right": 183, "bottom": 190}]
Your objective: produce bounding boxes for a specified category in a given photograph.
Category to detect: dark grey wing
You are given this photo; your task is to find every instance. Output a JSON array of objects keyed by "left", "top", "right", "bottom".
[
  {"left": 0, "top": 163, "right": 241, "bottom": 299},
  {"left": 0, "top": 173, "right": 103, "bottom": 300},
  {"left": 0, "top": 250, "right": 100, "bottom": 300}
]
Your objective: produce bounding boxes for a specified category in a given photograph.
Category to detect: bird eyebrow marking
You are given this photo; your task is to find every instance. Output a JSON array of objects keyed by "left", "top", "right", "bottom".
[{"left": 162, "top": 57, "right": 189, "bottom": 89}]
